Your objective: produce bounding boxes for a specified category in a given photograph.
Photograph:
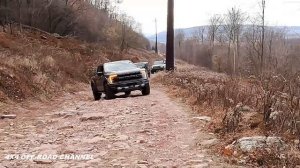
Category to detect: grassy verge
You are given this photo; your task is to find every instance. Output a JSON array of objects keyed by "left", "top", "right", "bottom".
[{"left": 152, "top": 60, "right": 300, "bottom": 166}]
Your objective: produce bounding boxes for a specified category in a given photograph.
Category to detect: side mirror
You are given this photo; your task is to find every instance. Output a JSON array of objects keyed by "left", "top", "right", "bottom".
[
  {"left": 96, "top": 65, "right": 104, "bottom": 76},
  {"left": 97, "top": 71, "right": 103, "bottom": 76}
]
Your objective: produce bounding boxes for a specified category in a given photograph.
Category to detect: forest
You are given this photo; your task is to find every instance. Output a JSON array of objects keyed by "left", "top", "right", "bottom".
[
  {"left": 0, "top": 0, "right": 150, "bottom": 50},
  {"left": 174, "top": 6, "right": 300, "bottom": 77}
]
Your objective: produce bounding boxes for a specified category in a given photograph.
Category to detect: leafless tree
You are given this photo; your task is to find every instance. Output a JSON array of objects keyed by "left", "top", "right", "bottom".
[
  {"left": 192, "top": 26, "right": 205, "bottom": 44},
  {"left": 175, "top": 29, "right": 185, "bottom": 60},
  {"left": 208, "top": 14, "right": 222, "bottom": 48},
  {"left": 0, "top": 0, "right": 9, "bottom": 31},
  {"left": 261, "top": 0, "right": 266, "bottom": 75},
  {"left": 0, "top": 0, "right": 149, "bottom": 50},
  {"left": 223, "top": 7, "right": 246, "bottom": 74},
  {"left": 244, "top": 20, "right": 263, "bottom": 75}
]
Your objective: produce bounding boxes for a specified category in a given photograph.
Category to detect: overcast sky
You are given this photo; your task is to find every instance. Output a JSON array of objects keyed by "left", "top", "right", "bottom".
[{"left": 118, "top": 0, "right": 300, "bottom": 35}]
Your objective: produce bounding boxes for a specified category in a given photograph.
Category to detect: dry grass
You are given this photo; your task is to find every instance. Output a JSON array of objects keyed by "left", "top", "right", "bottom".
[
  {"left": 153, "top": 61, "right": 261, "bottom": 116},
  {"left": 153, "top": 60, "right": 300, "bottom": 166}
]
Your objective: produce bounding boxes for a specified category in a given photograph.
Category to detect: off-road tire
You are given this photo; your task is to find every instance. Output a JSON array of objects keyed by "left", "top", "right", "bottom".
[
  {"left": 91, "top": 82, "right": 101, "bottom": 101},
  {"left": 142, "top": 84, "right": 150, "bottom": 95},
  {"left": 104, "top": 83, "right": 115, "bottom": 100}
]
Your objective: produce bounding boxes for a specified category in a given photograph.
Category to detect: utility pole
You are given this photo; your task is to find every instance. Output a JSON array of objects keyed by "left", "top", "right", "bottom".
[
  {"left": 155, "top": 18, "right": 158, "bottom": 54},
  {"left": 166, "top": 0, "right": 175, "bottom": 70},
  {"left": 261, "top": 0, "right": 266, "bottom": 75}
]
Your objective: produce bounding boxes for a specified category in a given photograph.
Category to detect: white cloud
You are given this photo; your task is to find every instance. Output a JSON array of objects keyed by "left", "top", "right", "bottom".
[{"left": 119, "top": 0, "right": 300, "bottom": 35}]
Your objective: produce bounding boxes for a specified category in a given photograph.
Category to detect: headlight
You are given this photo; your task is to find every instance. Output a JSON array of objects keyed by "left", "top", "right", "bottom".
[
  {"left": 140, "top": 69, "right": 147, "bottom": 79},
  {"left": 108, "top": 74, "right": 118, "bottom": 84}
]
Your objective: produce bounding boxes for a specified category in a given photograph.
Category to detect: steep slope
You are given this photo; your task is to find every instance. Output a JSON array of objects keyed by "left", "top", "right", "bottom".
[{"left": 0, "top": 30, "right": 161, "bottom": 107}]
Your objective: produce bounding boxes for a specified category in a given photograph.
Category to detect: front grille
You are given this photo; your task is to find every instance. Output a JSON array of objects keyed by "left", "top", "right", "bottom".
[
  {"left": 117, "top": 72, "right": 142, "bottom": 81},
  {"left": 152, "top": 66, "right": 163, "bottom": 70}
]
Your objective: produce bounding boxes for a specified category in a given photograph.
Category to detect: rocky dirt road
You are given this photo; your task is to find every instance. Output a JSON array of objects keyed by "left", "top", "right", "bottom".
[{"left": 0, "top": 84, "right": 233, "bottom": 168}]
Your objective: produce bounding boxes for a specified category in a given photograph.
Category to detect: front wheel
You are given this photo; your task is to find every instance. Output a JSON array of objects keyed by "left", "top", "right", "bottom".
[
  {"left": 104, "top": 84, "right": 115, "bottom": 100},
  {"left": 142, "top": 84, "right": 150, "bottom": 95},
  {"left": 91, "top": 82, "right": 101, "bottom": 101}
]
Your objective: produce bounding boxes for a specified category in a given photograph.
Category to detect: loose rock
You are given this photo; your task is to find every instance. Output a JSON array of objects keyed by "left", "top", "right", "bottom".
[
  {"left": 116, "top": 134, "right": 129, "bottom": 141},
  {"left": 200, "top": 139, "right": 219, "bottom": 147},
  {"left": 193, "top": 116, "right": 212, "bottom": 122},
  {"left": 82, "top": 136, "right": 106, "bottom": 144},
  {"left": 53, "top": 163, "right": 69, "bottom": 168},
  {"left": 1, "top": 114, "right": 16, "bottom": 119},
  {"left": 240, "top": 105, "right": 253, "bottom": 112},
  {"left": 34, "top": 159, "right": 53, "bottom": 164},
  {"left": 80, "top": 113, "right": 105, "bottom": 121},
  {"left": 137, "top": 160, "right": 148, "bottom": 164},
  {"left": 10, "top": 134, "right": 25, "bottom": 139},
  {"left": 236, "top": 136, "right": 266, "bottom": 152},
  {"left": 233, "top": 136, "right": 285, "bottom": 152},
  {"left": 57, "top": 125, "right": 74, "bottom": 130}
]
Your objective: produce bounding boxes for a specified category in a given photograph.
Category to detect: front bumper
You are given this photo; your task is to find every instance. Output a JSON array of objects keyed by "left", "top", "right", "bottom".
[{"left": 108, "top": 79, "right": 149, "bottom": 92}]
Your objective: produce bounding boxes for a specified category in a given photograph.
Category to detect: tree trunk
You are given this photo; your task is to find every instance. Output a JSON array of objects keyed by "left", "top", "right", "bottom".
[
  {"left": 120, "top": 23, "right": 126, "bottom": 51},
  {"left": 261, "top": 0, "right": 266, "bottom": 75},
  {"left": 227, "top": 40, "right": 231, "bottom": 73},
  {"left": 18, "top": 0, "right": 22, "bottom": 32},
  {"left": 48, "top": 8, "right": 52, "bottom": 32},
  {"left": 236, "top": 33, "right": 240, "bottom": 72}
]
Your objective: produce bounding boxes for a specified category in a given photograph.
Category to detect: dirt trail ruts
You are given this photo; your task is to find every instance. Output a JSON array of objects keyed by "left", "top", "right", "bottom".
[{"left": 0, "top": 84, "right": 235, "bottom": 168}]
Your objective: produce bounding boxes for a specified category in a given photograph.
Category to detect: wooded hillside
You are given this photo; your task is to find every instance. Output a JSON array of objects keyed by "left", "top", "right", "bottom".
[{"left": 0, "top": 0, "right": 150, "bottom": 50}]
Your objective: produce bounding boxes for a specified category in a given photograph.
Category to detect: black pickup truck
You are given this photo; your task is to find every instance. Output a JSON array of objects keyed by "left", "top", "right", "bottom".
[{"left": 91, "top": 60, "right": 150, "bottom": 100}]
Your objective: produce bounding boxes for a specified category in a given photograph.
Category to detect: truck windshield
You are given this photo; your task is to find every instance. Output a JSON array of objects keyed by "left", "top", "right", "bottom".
[
  {"left": 135, "top": 63, "right": 147, "bottom": 68},
  {"left": 154, "top": 61, "right": 164, "bottom": 65},
  {"left": 104, "top": 62, "right": 137, "bottom": 73}
]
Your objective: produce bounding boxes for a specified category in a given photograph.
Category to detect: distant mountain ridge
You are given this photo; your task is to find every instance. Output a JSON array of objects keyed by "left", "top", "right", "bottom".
[{"left": 147, "top": 26, "right": 300, "bottom": 43}]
